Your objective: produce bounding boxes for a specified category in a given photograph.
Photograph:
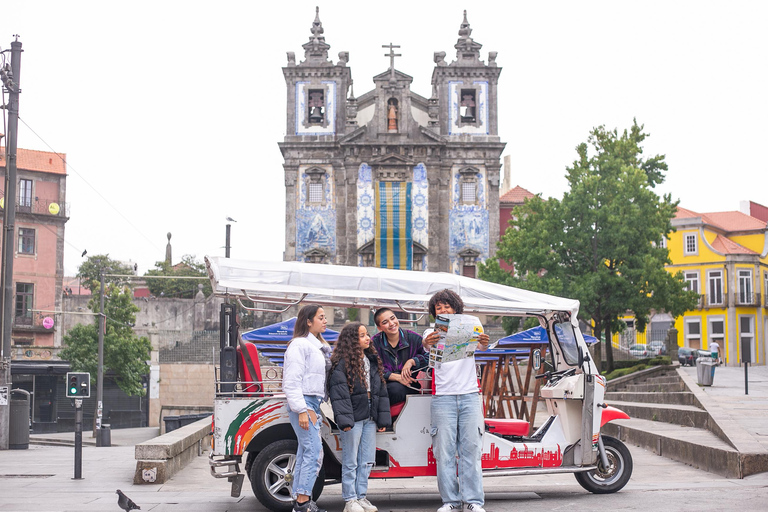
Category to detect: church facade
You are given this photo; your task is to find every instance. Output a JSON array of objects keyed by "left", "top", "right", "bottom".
[{"left": 281, "top": 9, "right": 505, "bottom": 276}]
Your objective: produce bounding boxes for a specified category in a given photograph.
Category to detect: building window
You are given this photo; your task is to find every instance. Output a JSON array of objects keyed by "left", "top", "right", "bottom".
[
  {"left": 14, "top": 282, "right": 33, "bottom": 325},
  {"left": 684, "top": 317, "right": 701, "bottom": 349},
  {"left": 459, "top": 168, "right": 479, "bottom": 205},
  {"left": 684, "top": 271, "right": 699, "bottom": 293},
  {"left": 738, "top": 269, "right": 753, "bottom": 305},
  {"left": 709, "top": 317, "right": 725, "bottom": 349},
  {"left": 308, "top": 89, "right": 325, "bottom": 124},
  {"left": 460, "top": 89, "right": 476, "bottom": 123},
  {"left": 707, "top": 269, "right": 723, "bottom": 306},
  {"left": 18, "top": 228, "right": 35, "bottom": 254},
  {"left": 461, "top": 181, "right": 476, "bottom": 204},
  {"left": 308, "top": 182, "right": 323, "bottom": 204},
  {"left": 683, "top": 233, "right": 698, "bottom": 255},
  {"left": 19, "top": 179, "right": 33, "bottom": 211},
  {"left": 462, "top": 265, "right": 476, "bottom": 278},
  {"left": 658, "top": 237, "right": 667, "bottom": 249}
]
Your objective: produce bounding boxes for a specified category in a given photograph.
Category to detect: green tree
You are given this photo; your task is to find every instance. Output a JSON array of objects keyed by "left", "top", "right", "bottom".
[
  {"left": 144, "top": 254, "right": 211, "bottom": 298},
  {"left": 481, "top": 121, "right": 698, "bottom": 372},
  {"left": 60, "top": 284, "right": 151, "bottom": 396},
  {"left": 76, "top": 254, "right": 135, "bottom": 292}
]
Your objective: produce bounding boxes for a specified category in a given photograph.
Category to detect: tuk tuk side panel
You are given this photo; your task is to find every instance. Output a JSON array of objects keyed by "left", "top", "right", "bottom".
[
  {"left": 481, "top": 415, "right": 567, "bottom": 469},
  {"left": 373, "top": 395, "right": 434, "bottom": 476},
  {"left": 213, "top": 398, "right": 290, "bottom": 456},
  {"left": 591, "top": 375, "right": 607, "bottom": 447}
]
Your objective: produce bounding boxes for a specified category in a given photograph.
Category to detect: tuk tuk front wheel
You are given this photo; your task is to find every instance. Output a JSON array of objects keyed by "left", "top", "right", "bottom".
[
  {"left": 249, "top": 439, "right": 325, "bottom": 512},
  {"left": 574, "top": 435, "right": 632, "bottom": 494}
]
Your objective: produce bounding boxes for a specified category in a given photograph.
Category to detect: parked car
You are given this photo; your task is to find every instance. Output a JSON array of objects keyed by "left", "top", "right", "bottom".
[
  {"left": 678, "top": 347, "right": 696, "bottom": 366},
  {"left": 628, "top": 344, "right": 648, "bottom": 358},
  {"left": 647, "top": 341, "right": 667, "bottom": 356},
  {"left": 678, "top": 348, "right": 713, "bottom": 366}
]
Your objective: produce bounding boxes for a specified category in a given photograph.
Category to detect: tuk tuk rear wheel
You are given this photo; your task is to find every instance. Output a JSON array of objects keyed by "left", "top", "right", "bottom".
[
  {"left": 574, "top": 435, "right": 632, "bottom": 494},
  {"left": 250, "top": 439, "right": 325, "bottom": 512}
]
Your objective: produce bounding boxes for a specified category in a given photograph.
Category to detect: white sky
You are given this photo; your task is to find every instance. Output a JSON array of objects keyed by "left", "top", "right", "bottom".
[{"left": 2, "top": 0, "right": 766, "bottom": 276}]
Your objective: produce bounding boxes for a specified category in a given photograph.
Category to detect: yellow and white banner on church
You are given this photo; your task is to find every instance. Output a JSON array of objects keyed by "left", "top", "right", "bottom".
[{"left": 375, "top": 182, "right": 412, "bottom": 270}]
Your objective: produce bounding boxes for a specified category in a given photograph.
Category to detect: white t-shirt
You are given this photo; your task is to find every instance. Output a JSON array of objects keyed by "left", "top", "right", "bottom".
[
  {"left": 423, "top": 328, "right": 480, "bottom": 395},
  {"left": 710, "top": 341, "right": 720, "bottom": 353}
]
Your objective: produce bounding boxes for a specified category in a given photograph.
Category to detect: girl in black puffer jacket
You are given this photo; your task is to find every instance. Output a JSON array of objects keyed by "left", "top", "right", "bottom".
[{"left": 328, "top": 322, "right": 391, "bottom": 512}]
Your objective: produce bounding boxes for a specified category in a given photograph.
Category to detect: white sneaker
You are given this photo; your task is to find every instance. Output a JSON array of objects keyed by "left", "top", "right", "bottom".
[
  {"left": 464, "top": 504, "right": 486, "bottom": 512},
  {"left": 357, "top": 498, "right": 378, "bottom": 512},
  {"left": 343, "top": 500, "right": 365, "bottom": 512},
  {"left": 437, "top": 504, "right": 461, "bottom": 512}
]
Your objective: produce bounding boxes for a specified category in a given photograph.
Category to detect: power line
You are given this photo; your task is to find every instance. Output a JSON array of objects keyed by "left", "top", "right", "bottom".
[{"left": 16, "top": 116, "right": 162, "bottom": 251}]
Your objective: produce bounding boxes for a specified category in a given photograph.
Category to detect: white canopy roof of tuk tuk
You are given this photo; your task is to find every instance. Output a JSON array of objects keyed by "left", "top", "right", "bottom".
[{"left": 205, "top": 257, "right": 580, "bottom": 318}]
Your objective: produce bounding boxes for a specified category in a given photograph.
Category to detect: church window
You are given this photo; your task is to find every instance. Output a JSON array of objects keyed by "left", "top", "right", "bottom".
[
  {"left": 460, "top": 89, "right": 476, "bottom": 123},
  {"left": 461, "top": 181, "right": 476, "bottom": 204},
  {"left": 459, "top": 167, "right": 479, "bottom": 205},
  {"left": 309, "top": 182, "right": 323, "bottom": 204},
  {"left": 308, "top": 89, "right": 325, "bottom": 124},
  {"left": 305, "top": 168, "right": 328, "bottom": 206}
]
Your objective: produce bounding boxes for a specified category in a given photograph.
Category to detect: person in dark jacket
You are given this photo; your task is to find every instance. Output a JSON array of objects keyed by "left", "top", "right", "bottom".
[
  {"left": 329, "top": 322, "right": 391, "bottom": 512},
  {"left": 371, "top": 308, "right": 429, "bottom": 404}
]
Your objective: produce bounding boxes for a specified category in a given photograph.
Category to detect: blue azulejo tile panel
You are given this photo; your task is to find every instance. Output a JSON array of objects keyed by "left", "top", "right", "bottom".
[
  {"left": 357, "top": 164, "right": 374, "bottom": 257},
  {"left": 412, "top": 163, "right": 429, "bottom": 254},
  {"left": 448, "top": 208, "right": 489, "bottom": 274},
  {"left": 296, "top": 208, "right": 336, "bottom": 261}
]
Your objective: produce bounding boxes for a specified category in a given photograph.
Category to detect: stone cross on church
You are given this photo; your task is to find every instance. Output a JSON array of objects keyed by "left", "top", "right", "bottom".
[
  {"left": 281, "top": 8, "right": 504, "bottom": 276},
  {"left": 383, "top": 42, "right": 401, "bottom": 87}
]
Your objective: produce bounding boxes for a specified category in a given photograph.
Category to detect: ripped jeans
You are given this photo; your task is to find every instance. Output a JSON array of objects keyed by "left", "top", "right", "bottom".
[
  {"left": 431, "top": 393, "right": 485, "bottom": 507},
  {"left": 339, "top": 416, "right": 377, "bottom": 501}
]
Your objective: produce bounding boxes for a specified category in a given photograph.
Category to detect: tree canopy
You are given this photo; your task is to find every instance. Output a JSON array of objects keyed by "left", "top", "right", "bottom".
[
  {"left": 143, "top": 255, "right": 211, "bottom": 298},
  {"left": 76, "top": 254, "right": 135, "bottom": 292},
  {"left": 480, "top": 120, "right": 699, "bottom": 372},
  {"left": 60, "top": 284, "right": 151, "bottom": 396}
]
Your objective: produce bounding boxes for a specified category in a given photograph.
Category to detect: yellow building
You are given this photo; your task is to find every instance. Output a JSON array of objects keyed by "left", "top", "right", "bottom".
[{"left": 667, "top": 206, "right": 768, "bottom": 365}]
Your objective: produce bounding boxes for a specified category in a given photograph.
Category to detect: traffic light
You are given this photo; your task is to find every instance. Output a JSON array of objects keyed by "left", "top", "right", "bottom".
[{"left": 66, "top": 372, "right": 90, "bottom": 398}]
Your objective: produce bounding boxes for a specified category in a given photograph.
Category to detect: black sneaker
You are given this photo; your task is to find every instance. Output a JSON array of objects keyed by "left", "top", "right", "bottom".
[{"left": 294, "top": 500, "right": 326, "bottom": 512}]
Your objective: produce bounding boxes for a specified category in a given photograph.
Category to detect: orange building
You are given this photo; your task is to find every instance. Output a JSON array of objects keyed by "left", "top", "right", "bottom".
[
  {"left": 0, "top": 147, "right": 68, "bottom": 352},
  {"left": 498, "top": 185, "right": 535, "bottom": 273}
]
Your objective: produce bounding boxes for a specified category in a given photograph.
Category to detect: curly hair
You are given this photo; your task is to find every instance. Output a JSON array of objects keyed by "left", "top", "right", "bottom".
[
  {"left": 428, "top": 288, "right": 464, "bottom": 317},
  {"left": 331, "top": 322, "right": 385, "bottom": 393}
]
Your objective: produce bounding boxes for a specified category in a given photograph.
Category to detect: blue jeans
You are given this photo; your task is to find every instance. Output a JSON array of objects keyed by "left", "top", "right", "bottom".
[
  {"left": 339, "top": 415, "right": 377, "bottom": 501},
  {"left": 431, "top": 393, "right": 484, "bottom": 507},
  {"left": 288, "top": 395, "right": 324, "bottom": 497}
]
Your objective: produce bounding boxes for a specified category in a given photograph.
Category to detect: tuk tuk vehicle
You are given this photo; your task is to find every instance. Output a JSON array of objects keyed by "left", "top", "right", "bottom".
[{"left": 205, "top": 257, "right": 633, "bottom": 511}]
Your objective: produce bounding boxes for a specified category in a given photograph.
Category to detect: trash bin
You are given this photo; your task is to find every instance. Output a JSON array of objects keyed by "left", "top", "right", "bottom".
[
  {"left": 696, "top": 357, "right": 716, "bottom": 386},
  {"left": 9, "top": 389, "right": 31, "bottom": 450},
  {"left": 100, "top": 424, "right": 111, "bottom": 447}
]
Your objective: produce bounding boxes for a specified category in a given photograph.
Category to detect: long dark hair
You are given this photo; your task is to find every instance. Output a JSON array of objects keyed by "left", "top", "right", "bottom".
[
  {"left": 291, "top": 304, "right": 325, "bottom": 343},
  {"left": 331, "top": 322, "right": 385, "bottom": 393}
]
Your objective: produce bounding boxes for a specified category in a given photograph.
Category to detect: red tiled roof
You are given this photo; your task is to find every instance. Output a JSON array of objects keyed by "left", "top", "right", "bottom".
[
  {"left": 500, "top": 185, "right": 535, "bottom": 204},
  {"left": 0, "top": 146, "right": 66, "bottom": 175},
  {"left": 710, "top": 235, "right": 757, "bottom": 255},
  {"left": 675, "top": 207, "right": 767, "bottom": 232}
]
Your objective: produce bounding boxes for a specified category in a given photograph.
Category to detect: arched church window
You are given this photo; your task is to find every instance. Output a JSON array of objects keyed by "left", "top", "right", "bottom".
[
  {"left": 387, "top": 98, "right": 398, "bottom": 132},
  {"left": 460, "top": 89, "right": 476, "bottom": 123}
]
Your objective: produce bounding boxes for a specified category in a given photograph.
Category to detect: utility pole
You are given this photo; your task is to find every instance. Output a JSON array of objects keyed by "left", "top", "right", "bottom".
[
  {"left": 96, "top": 271, "right": 105, "bottom": 445},
  {"left": 225, "top": 223, "right": 232, "bottom": 258},
  {"left": 0, "top": 37, "right": 23, "bottom": 451}
]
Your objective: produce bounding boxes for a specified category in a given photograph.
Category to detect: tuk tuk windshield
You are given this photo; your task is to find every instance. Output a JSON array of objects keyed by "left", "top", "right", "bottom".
[{"left": 553, "top": 321, "right": 580, "bottom": 366}]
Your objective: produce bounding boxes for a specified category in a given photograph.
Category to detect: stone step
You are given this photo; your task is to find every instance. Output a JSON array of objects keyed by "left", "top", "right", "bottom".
[
  {"left": 608, "top": 400, "right": 708, "bottom": 429},
  {"left": 621, "top": 382, "right": 687, "bottom": 393},
  {"left": 603, "top": 417, "right": 742, "bottom": 478},
  {"left": 605, "top": 391, "right": 697, "bottom": 407},
  {"left": 642, "top": 376, "right": 683, "bottom": 385}
]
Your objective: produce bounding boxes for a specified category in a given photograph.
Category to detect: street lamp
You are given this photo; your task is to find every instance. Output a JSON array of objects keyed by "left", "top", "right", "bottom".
[{"left": 225, "top": 217, "right": 236, "bottom": 258}]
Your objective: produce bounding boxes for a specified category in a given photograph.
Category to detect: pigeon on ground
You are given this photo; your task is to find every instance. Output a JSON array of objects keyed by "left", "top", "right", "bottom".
[{"left": 116, "top": 489, "right": 140, "bottom": 511}]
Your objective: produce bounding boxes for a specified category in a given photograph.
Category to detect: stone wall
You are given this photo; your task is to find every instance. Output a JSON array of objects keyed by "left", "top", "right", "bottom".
[{"left": 151, "top": 363, "right": 215, "bottom": 428}]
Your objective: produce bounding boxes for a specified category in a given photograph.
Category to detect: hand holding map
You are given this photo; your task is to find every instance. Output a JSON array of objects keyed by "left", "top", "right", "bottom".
[{"left": 428, "top": 314, "right": 484, "bottom": 369}]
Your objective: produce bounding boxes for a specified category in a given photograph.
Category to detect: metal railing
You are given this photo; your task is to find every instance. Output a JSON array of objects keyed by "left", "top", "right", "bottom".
[
  {"left": 0, "top": 195, "right": 70, "bottom": 217},
  {"left": 735, "top": 292, "right": 761, "bottom": 307}
]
